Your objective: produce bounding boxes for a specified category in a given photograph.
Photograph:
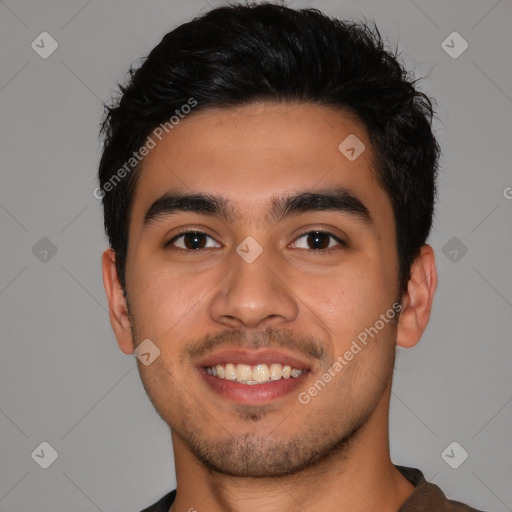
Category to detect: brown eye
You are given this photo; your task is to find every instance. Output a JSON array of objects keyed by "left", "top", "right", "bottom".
[
  {"left": 167, "top": 231, "right": 221, "bottom": 250},
  {"left": 292, "top": 231, "right": 344, "bottom": 251}
]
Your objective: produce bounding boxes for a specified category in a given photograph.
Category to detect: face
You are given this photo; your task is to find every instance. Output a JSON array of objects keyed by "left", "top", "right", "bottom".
[{"left": 120, "top": 102, "right": 402, "bottom": 477}]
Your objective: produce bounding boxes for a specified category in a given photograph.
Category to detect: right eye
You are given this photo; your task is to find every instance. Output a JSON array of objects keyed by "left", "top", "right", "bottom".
[{"left": 166, "top": 231, "right": 222, "bottom": 251}]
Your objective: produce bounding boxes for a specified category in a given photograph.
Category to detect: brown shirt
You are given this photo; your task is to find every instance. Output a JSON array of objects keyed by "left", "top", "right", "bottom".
[
  {"left": 140, "top": 465, "right": 486, "bottom": 511},
  {"left": 396, "top": 466, "right": 486, "bottom": 511}
]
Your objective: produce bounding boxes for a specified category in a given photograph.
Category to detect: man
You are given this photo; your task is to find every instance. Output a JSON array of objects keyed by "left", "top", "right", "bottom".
[{"left": 98, "top": 3, "right": 484, "bottom": 511}]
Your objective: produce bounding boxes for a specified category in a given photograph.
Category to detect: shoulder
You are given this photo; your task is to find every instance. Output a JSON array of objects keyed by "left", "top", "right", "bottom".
[
  {"left": 139, "top": 490, "right": 176, "bottom": 512},
  {"left": 396, "top": 466, "right": 487, "bottom": 512}
]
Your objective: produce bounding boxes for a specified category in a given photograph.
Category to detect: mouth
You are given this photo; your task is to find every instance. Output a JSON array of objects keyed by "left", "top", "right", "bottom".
[
  {"left": 205, "top": 362, "right": 305, "bottom": 384},
  {"left": 197, "top": 349, "right": 312, "bottom": 404}
]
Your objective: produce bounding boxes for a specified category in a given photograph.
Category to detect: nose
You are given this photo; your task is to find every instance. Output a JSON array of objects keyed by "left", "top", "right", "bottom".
[{"left": 208, "top": 245, "right": 299, "bottom": 329}]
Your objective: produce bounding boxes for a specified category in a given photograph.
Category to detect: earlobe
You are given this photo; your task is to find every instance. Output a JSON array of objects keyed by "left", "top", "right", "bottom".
[
  {"left": 396, "top": 245, "right": 438, "bottom": 349},
  {"left": 101, "top": 249, "right": 134, "bottom": 354}
]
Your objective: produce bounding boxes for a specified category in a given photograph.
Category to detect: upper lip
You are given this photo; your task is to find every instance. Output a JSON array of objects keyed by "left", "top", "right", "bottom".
[{"left": 196, "top": 349, "right": 313, "bottom": 370}]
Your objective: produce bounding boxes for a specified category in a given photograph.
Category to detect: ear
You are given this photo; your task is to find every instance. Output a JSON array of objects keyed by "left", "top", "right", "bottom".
[
  {"left": 102, "top": 248, "right": 134, "bottom": 354},
  {"left": 396, "top": 245, "right": 438, "bottom": 349}
]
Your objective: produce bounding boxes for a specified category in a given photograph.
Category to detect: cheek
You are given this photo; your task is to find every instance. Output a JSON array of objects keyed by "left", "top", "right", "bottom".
[
  {"left": 128, "top": 253, "right": 215, "bottom": 335},
  {"left": 299, "top": 261, "right": 394, "bottom": 344},
  {"left": 137, "top": 357, "right": 184, "bottom": 423}
]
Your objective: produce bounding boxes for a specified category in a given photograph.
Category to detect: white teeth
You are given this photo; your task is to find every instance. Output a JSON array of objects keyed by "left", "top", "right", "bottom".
[
  {"left": 205, "top": 362, "right": 304, "bottom": 384},
  {"left": 253, "top": 364, "right": 270, "bottom": 383},
  {"left": 269, "top": 363, "right": 283, "bottom": 380},
  {"left": 225, "top": 363, "right": 236, "bottom": 380},
  {"left": 236, "top": 364, "right": 253, "bottom": 381},
  {"left": 215, "top": 364, "right": 225, "bottom": 378}
]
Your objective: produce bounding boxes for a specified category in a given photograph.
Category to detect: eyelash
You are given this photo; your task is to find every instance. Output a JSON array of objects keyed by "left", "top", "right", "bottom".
[{"left": 165, "top": 229, "right": 346, "bottom": 253}]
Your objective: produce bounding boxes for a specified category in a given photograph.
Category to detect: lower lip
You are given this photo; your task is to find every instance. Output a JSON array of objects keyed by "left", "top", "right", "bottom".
[{"left": 199, "top": 368, "right": 309, "bottom": 404}]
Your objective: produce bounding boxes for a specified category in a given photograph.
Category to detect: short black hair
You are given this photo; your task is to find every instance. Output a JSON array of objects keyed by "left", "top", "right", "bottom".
[{"left": 98, "top": 2, "right": 439, "bottom": 295}]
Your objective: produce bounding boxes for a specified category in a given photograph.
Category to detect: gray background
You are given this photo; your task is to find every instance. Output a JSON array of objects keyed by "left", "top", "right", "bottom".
[{"left": 1, "top": 0, "right": 511, "bottom": 511}]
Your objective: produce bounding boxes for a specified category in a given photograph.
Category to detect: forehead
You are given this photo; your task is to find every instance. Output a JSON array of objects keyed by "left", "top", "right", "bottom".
[{"left": 129, "top": 102, "right": 392, "bottom": 229}]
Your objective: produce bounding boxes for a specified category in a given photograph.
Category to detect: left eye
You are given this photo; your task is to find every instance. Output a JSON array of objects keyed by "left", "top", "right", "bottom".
[
  {"left": 167, "top": 231, "right": 221, "bottom": 250},
  {"left": 291, "top": 231, "right": 344, "bottom": 251}
]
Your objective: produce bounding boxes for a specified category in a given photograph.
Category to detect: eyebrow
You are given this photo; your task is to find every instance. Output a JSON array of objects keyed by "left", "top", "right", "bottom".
[{"left": 142, "top": 187, "right": 372, "bottom": 229}]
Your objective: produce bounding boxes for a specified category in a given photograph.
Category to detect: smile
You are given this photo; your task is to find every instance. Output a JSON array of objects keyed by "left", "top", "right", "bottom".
[
  {"left": 204, "top": 363, "right": 304, "bottom": 385},
  {"left": 197, "top": 348, "right": 312, "bottom": 404}
]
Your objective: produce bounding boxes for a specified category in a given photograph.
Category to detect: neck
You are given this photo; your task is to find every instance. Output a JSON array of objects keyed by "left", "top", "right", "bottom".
[{"left": 170, "top": 390, "right": 414, "bottom": 512}]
